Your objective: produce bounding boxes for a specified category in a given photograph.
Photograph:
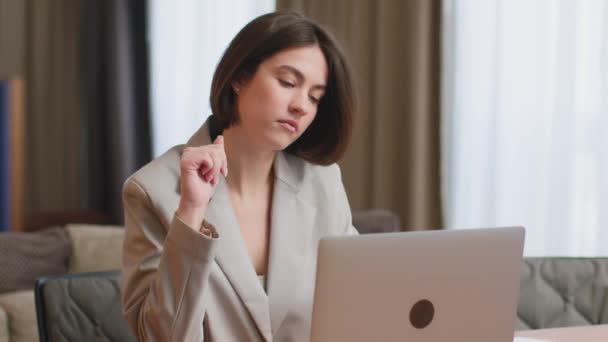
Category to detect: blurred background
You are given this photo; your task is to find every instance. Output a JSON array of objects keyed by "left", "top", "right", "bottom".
[{"left": 0, "top": 0, "right": 607, "bottom": 257}]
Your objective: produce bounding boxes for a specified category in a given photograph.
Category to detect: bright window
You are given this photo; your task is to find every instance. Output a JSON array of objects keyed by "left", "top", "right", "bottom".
[
  {"left": 443, "top": 0, "right": 608, "bottom": 256},
  {"left": 148, "top": 0, "right": 275, "bottom": 157}
]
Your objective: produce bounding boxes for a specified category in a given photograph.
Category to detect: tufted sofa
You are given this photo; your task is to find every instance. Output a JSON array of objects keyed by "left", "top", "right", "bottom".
[
  {"left": 0, "top": 209, "right": 400, "bottom": 342},
  {"left": 3, "top": 218, "right": 608, "bottom": 341},
  {"left": 516, "top": 257, "right": 608, "bottom": 330},
  {"left": 0, "top": 225, "right": 125, "bottom": 342},
  {"left": 32, "top": 257, "right": 608, "bottom": 340}
]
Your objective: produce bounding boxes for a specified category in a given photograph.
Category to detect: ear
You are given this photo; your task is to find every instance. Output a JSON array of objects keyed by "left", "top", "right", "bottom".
[{"left": 231, "top": 80, "right": 245, "bottom": 94}]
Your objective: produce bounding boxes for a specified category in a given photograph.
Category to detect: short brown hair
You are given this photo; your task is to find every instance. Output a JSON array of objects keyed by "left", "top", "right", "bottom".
[{"left": 209, "top": 11, "right": 355, "bottom": 165}]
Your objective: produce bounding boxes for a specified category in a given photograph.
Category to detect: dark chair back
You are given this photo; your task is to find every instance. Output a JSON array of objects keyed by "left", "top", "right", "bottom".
[{"left": 35, "top": 271, "right": 135, "bottom": 342}]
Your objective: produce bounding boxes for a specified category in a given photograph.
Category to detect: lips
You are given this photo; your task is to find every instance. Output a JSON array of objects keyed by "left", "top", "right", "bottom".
[{"left": 278, "top": 119, "right": 298, "bottom": 133}]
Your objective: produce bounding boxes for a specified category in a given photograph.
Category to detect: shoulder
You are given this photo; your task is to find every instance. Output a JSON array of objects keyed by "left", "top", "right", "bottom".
[
  {"left": 279, "top": 152, "right": 344, "bottom": 205},
  {"left": 281, "top": 153, "right": 354, "bottom": 236},
  {"left": 122, "top": 145, "right": 183, "bottom": 206},
  {"left": 125, "top": 120, "right": 211, "bottom": 200},
  {"left": 307, "top": 161, "right": 343, "bottom": 190},
  {"left": 280, "top": 152, "right": 342, "bottom": 187}
]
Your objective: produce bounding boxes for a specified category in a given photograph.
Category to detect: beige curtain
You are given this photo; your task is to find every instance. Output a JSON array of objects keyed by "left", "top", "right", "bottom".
[
  {"left": 277, "top": 0, "right": 443, "bottom": 230},
  {"left": 1, "top": 0, "right": 83, "bottom": 215},
  {"left": 25, "top": 0, "right": 85, "bottom": 215}
]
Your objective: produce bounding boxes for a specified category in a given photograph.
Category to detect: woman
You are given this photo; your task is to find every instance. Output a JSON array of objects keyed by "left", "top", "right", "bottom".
[{"left": 122, "top": 11, "right": 357, "bottom": 341}]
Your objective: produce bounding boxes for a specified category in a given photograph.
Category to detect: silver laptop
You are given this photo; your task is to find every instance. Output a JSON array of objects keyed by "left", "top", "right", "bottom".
[{"left": 310, "top": 227, "right": 525, "bottom": 342}]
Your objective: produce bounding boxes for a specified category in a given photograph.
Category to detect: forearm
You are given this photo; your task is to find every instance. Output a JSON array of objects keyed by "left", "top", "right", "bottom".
[{"left": 122, "top": 180, "right": 220, "bottom": 341}]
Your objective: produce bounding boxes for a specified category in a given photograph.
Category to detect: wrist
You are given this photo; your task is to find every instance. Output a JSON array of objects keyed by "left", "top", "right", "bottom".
[{"left": 176, "top": 204, "right": 207, "bottom": 231}]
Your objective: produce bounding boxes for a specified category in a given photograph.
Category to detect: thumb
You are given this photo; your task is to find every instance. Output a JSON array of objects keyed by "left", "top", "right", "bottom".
[{"left": 214, "top": 135, "right": 224, "bottom": 145}]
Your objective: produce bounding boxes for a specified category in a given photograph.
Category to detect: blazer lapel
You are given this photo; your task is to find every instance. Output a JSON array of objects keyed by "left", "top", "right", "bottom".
[
  {"left": 266, "top": 153, "right": 317, "bottom": 334},
  {"left": 186, "top": 121, "right": 317, "bottom": 337},
  {"left": 204, "top": 178, "right": 273, "bottom": 341},
  {"left": 185, "top": 120, "right": 272, "bottom": 340}
]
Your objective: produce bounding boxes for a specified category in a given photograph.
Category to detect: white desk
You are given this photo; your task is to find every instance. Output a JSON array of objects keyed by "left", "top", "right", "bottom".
[{"left": 516, "top": 324, "right": 608, "bottom": 341}]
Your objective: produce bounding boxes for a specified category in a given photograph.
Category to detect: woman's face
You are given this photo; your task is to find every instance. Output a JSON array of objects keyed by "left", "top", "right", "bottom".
[{"left": 233, "top": 44, "right": 328, "bottom": 151}]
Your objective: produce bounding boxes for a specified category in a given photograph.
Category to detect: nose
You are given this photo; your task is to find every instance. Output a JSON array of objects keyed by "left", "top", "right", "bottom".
[{"left": 288, "top": 91, "right": 310, "bottom": 117}]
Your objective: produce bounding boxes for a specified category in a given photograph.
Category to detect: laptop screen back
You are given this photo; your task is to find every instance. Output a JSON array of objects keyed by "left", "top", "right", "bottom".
[{"left": 310, "top": 227, "right": 525, "bottom": 342}]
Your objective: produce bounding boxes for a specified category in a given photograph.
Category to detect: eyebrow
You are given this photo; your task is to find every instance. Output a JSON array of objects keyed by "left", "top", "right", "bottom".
[{"left": 277, "top": 65, "right": 326, "bottom": 91}]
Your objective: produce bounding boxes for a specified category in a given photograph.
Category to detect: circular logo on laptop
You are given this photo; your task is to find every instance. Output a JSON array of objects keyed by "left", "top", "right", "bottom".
[{"left": 409, "top": 299, "right": 435, "bottom": 329}]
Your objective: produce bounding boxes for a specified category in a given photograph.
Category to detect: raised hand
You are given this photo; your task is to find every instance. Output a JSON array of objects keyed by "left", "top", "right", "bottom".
[{"left": 176, "top": 135, "right": 228, "bottom": 231}]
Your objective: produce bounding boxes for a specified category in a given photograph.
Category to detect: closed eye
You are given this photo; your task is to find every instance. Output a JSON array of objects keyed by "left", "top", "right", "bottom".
[
  {"left": 309, "top": 95, "right": 320, "bottom": 104},
  {"left": 278, "top": 79, "right": 295, "bottom": 88}
]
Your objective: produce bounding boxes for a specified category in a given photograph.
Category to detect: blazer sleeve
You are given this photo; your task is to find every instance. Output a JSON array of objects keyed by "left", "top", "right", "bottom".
[{"left": 121, "top": 178, "right": 220, "bottom": 342}]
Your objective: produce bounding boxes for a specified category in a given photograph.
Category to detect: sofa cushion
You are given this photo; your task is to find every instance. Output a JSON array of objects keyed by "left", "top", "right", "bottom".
[
  {"left": 0, "top": 290, "right": 37, "bottom": 342},
  {"left": 66, "top": 224, "right": 125, "bottom": 273},
  {"left": 0, "top": 227, "right": 71, "bottom": 293},
  {"left": 517, "top": 258, "right": 608, "bottom": 330}
]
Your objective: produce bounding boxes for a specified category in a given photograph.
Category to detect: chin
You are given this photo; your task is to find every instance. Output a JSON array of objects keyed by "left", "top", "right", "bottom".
[{"left": 265, "top": 134, "right": 295, "bottom": 152}]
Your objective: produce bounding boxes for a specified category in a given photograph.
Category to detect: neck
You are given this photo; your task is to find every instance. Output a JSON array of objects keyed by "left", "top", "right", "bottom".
[{"left": 222, "top": 126, "right": 276, "bottom": 198}]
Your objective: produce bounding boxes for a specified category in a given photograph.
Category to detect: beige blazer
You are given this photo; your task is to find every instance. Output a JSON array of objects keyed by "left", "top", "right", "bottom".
[{"left": 121, "top": 120, "right": 358, "bottom": 342}]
